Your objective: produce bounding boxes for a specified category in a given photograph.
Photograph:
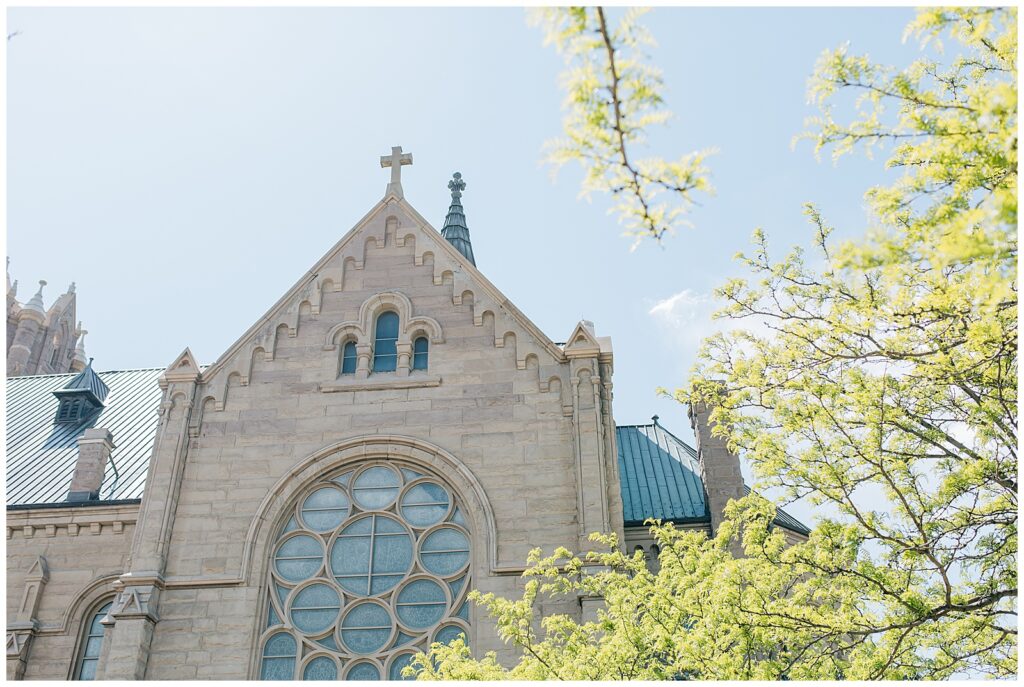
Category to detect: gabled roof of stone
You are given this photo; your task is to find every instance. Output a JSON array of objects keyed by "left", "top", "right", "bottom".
[
  {"left": 201, "top": 190, "right": 567, "bottom": 382},
  {"left": 6, "top": 368, "right": 164, "bottom": 506}
]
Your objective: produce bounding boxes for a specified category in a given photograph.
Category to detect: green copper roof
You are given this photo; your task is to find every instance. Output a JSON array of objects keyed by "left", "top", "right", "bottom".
[
  {"left": 440, "top": 172, "right": 475, "bottom": 266},
  {"left": 617, "top": 419, "right": 811, "bottom": 535},
  {"left": 617, "top": 422, "right": 708, "bottom": 525}
]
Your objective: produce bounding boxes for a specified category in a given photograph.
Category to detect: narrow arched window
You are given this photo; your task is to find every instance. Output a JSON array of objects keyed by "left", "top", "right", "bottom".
[
  {"left": 372, "top": 312, "right": 399, "bottom": 373},
  {"left": 74, "top": 600, "right": 112, "bottom": 680},
  {"left": 340, "top": 341, "right": 357, "bottom": 375},
  {"left": 412, "top": 337, "right": 428, "bottom": 371}
]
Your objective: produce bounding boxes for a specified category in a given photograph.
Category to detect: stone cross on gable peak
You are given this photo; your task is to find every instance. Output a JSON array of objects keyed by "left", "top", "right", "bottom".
[{"left": 380, "top": 145, "right": 413, "bottom": 199}]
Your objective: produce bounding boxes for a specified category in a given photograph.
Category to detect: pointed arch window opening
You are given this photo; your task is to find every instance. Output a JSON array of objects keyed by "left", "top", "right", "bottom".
[{"left": 74, "top": 599, "right": 113, "bottom": 680}]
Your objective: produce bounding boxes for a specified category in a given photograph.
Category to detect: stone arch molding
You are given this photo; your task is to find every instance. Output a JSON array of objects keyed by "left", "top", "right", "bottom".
[
  {"left": 241, "top": 435, "right": 499, "bottom": 585},
  {"left": 324, "top": 291, "right": 444, "bottom": 350}
]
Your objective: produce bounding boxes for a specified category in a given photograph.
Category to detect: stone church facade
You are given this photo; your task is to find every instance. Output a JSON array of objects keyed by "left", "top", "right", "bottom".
[{"left": 6, "top": 148, "right": 808, "bottom": 680}]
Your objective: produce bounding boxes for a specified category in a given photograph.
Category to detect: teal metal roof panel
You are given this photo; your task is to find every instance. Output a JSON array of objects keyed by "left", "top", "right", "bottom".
[
  {"left": 616, "top": 423, "right": 708, "bottom": 525},
  {"left": 6, "top": 368, "right": 164, "bottom": 506},
  {"left": 616, "top": 420, "right": 812, "bottom": 536}
]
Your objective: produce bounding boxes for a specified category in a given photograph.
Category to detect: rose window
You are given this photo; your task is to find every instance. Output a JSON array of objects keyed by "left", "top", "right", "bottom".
[{"left": 258, "top": 462, "right": 471, "bottom": 680}]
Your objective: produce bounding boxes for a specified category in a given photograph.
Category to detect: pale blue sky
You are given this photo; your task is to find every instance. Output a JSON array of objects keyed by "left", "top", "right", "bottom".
[{"left": 7, "top": 7, "right": 916, "bottom": 512}]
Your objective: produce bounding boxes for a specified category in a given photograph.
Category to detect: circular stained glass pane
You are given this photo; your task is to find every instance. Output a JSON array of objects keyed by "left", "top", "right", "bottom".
[
  {"left": 352, "top": 466, "right": 401, "bottom": 510},
  {"left": 300, "top": 487, "right": 349, "bottom": 532},
  {"left": 302, "top": 655, "right": 337, "bottom": 681},
  {"left": 331, "top": 514, "right": 413, "bottom": 596},
  {"left": 389, "top": 653, "right": 417, "bottom": 681},
  {"left": 435, "top": 624, "right": 468, "bottom": 647},
  {"left": 341, "top": 602, "right": 393, "bottom": 655},
  {"left": 347, "top": 661, "right": 381, "bottom": 680},
  {"left": 400, "top": 482, "right": 450, "bottom": 527},
  {"left": 289, "top": 584, "right": 340, "bottom": 634},
  {"left": 419, "top": 526, "right": 470, "bottom": 577},
  {"left": 395, "top": 578, "right": 447, "bottom": 629},
  {"left": 274, "top": 534, "right": 323, "bottom": 582}
]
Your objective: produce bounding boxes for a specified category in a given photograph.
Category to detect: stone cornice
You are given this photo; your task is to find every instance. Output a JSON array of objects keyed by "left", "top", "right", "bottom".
[{"left": 6, "top": 502, "right": 139, "bottom": 539}]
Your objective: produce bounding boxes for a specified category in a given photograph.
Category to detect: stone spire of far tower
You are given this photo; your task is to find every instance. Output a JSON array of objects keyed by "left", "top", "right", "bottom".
[{"left": 440, "top": 172, "right": 476, "bottom": 267}]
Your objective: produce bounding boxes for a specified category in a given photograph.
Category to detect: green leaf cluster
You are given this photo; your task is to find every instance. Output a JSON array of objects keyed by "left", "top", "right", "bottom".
[{"left": 531, "top": 7, "right": 714, "bottom": 247}]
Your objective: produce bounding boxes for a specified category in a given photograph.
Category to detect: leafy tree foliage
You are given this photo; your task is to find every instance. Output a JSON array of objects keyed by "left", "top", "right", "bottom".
[
  {"left": 531, "top": 7, "right": 713, "bottom": 245},
  {"left": 410, "top": 7, "right": 1016, "bottom": 680}
]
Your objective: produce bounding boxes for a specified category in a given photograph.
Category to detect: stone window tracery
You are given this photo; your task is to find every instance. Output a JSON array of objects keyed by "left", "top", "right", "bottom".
[{"left": 259, "top": 461, "right": 471, "bottom": 680}]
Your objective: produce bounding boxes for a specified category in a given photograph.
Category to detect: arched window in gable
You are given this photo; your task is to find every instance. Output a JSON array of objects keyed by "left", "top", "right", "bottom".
[
  {"left": 340, "top": 341, "right": 357, "bottom": 375},
  {"left": 258, "top": 462, "right": 471, "bottom": 680},
  {"left": 74, "top": 599, "right": 113, "bottom": 680},
  {"left": 412, "top": 337, "right": 428, "bottom": 371},
  {"left": 372, "top": 312, "right": 399, "bottom": 373}
]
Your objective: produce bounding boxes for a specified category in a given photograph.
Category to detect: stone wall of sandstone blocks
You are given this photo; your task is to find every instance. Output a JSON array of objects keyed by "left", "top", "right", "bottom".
[
  {"left": 6, "top": 504, "right": 136, "bottom": 680},
  {"left": 142, "top": 208, "right": 607, "bottom": 675}
]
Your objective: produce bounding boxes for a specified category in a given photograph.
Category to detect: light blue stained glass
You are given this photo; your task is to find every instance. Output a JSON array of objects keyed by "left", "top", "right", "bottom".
[
  {"left": 347, "top": 661, "right": 381, "bottom": 680},
  {"left": 79, "top": 659, "right": 97, "bottom": 680},
  {"left": 332, "top": 515, "right": 412, "bottom": 595},
  {"left": 372, "top": 312, "right": 399, "bottom": 372},
  {"left": 352, "top": 466, "right": 401, "bottom": 509},
  {"left": 412, "top": 337, "right": 428, "bottom": 370},
  {"left": 267, "top": 602, "right": 281, "bottom": 628},
  {"left": 393, "top": 631, "right": 417, "bottom": 647},
  {"left": 420, "top": 527, "right": 470, "bottom": 577},
  {"left": 76, "top": 601, "right": 112, "bottom": 680},
  {"left": 456, "top": 601, "right": 469, "bottom": 621},
  {"left": 450, "top": 507, "right": 466, "bottom": 526},
  {"left": 389, "top": 653, "right": 417, "bottom": 681},
  {"left": 303, "top": 655, "right": 337, "bottom": 681},
  {"left": 396, "top": 578, "right": 447, "bottom": 629},
  {"left": 401, "top": 468, "right": 423, "bottom": 481},
  {"left": 289, "top": 584, "right": 340, "bottom": 634},
  {"left": 448, "top": 575, "right": 466, "bottom": 600},
  {"left": 341, "top": 341, "right": 357, "bottom": 375},
  {"left": 260, "top": 632, "right": 296, "bottom": 680},
  {"left": 301, "top": 487, "right": 350, "bottom": 532},
  {"left": 434, "top": 624, "right": 467, "bottom": 647},
  {"left": 315, "top": 634, "right": 339, "bottom": 652},
  {"left": 341, "top": 603, "right": 392, "bottom": 654},
  {"left": 275, "top": 534, "right": 323, "bottom": 582},
  {"left": 275, "top": 584, "right": 289, "bottom": 609},
  {"left": 333, "top": 471, "right": 353, "bottom": 487},
  {"left": 400, "top": 482, "right": 450, "bottom": 527},
  {"left": 280, "top": 516, "right": 299, "bottom": 535}
]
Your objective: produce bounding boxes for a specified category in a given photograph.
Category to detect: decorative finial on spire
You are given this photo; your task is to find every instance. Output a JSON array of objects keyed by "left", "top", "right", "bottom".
[
  {"left": 73, "top": 328, "right": 89, "bottom": 368},
  {"left": 380, "top": 145, "right": 413, "bottom": 199},
  {"left": 440, "top": 171, "right": 476, "bottom": 267},
  {"left": 652, "top": 414, "right": 660, "bottom": 425},
  {"left": 448, "top": 171, "right": 465, "bottom": 200},
  {"left": 68, "top": 281, "right": 76, "bottom": 294}
]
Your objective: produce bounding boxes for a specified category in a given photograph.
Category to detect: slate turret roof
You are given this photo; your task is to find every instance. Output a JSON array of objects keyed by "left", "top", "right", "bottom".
[{"left": 440, "top": 172, "right": 476, "bottom": 266}]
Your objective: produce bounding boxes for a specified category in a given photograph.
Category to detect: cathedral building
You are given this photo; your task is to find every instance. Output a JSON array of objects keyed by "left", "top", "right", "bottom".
[{"left": 6, "top": 148, "right": 808, "bottom": 680}]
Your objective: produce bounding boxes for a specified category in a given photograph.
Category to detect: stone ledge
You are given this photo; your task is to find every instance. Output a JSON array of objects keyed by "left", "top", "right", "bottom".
[{"left": 319, "top": 375, "right": 442, "bottom": 393}]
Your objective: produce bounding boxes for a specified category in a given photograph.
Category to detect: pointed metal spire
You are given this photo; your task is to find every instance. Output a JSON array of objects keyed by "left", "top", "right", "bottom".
[{"left": 440, "top": 172, "right": 476, "bottom": 266}]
